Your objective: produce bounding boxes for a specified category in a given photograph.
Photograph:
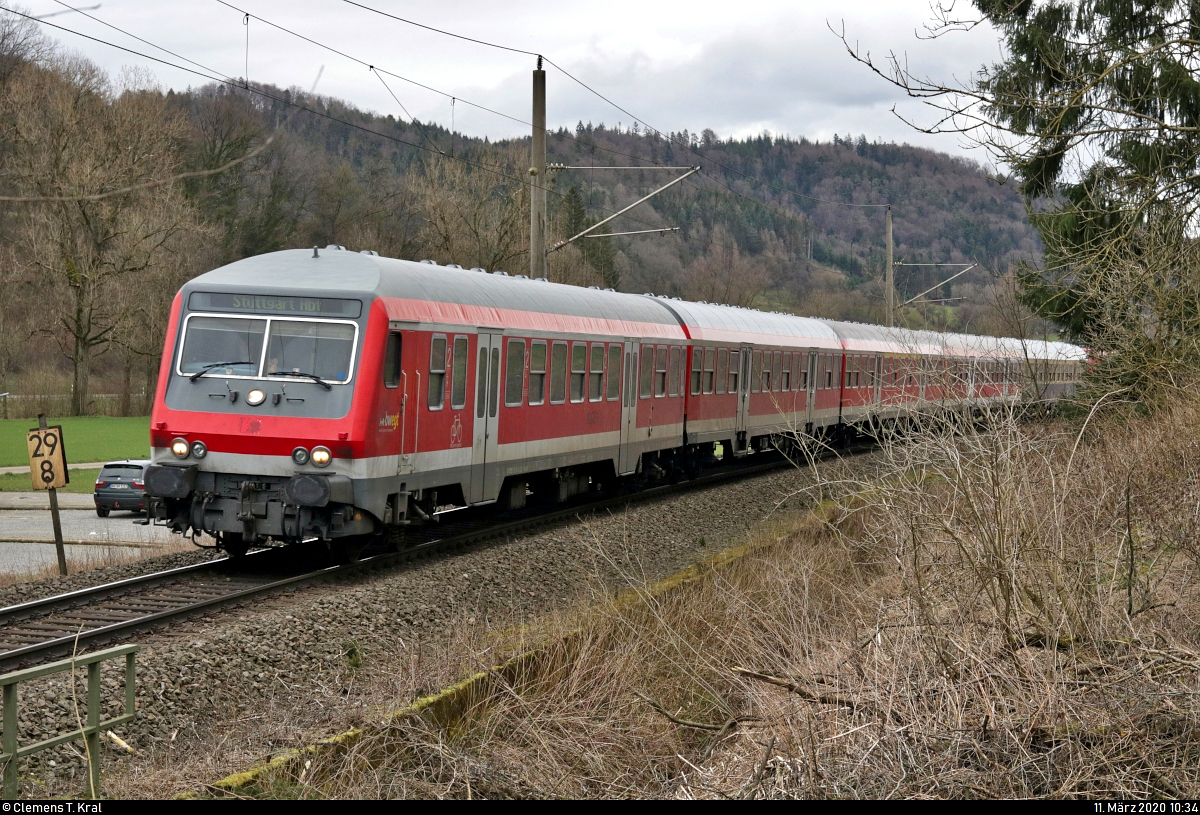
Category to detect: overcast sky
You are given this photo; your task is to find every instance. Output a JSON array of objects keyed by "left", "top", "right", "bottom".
[{"left": 22, "top": 0, "right": 1004, "bottom": 159}]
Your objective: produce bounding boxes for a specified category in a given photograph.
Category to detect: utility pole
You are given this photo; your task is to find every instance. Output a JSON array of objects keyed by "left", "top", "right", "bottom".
[
  {"left": 530, "top": 57, "right": 547, "bottom": 280},
  {"left": 885, "top": 205, "right": 894, "bottom": 327}
]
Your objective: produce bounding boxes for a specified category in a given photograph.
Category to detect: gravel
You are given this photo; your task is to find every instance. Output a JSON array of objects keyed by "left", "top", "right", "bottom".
[
  {"left": 1, "top": 458, "right": 868, "bottom": 798},
  {"left": 0, "top": 549, "right": 222, "bottom": 608}
]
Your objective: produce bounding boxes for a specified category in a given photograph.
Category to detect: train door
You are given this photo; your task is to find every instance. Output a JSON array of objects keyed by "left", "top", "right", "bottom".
[
  {"left": 469, "top": 332, "right": 503, "bottom": 504},
  {"left": 618, "top": 339, "right": 638, "bottom": 475},
  {"left": 734, "top": 345, "right": 752, "bottom": 454}
]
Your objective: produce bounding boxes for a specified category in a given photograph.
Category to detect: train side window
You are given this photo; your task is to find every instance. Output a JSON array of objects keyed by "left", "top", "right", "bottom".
[
  {"left": 772, "top": 351, "right": 782, "bottom": 392},
  {"left": 529, "top": 341, "right": 547, "bottom": 405},
  {"left": 703, "top": 347, "right": 716, "bottom": 394},
  {"left": 550, "top": 341, "right": 568, "bottom": 404},
  {"left": 640, "top": 344, "right": 654, "bottom": 398},
  {"left": 690, "top": 348, "right": 702, "bottom": 395},
  {"left": 590, "top": 343, "right": 605, "bottom": 401},
  {"left": 451, "top": 336, "right": 468, "bottom": 409},
  {"left": 716, "top": 348, "right": 728, "bottom": 394},
  {"left": 669, "top": 346, "right": 682, "bottom": 397},
  {"left": 655, "top": 346, "right": 668, "bottom": 397},
  {"left": 800, "top": 353, "right": 809, "bottom": 390},
  {"left": 428, "top": 335, "right": 447, "bottom": 410},
  {"left": 751, "top": 351, "right": 762, "bottom": 393},
  {"left": 727, "top": 350, "right": 739, "bottom": 394},
  {"left": 781, "top": 352, "right": 791, "bottom": 392},
  {"left": 505, "top": 339, "right": 526, "bottom": 407},
  {"left": 384, "top": 332, "right": 402, "bottom": 388},
  {"left": 607, "top": 344, "right": 621, "bottom": 401},
  {"left": 826, "top": 355, "right": 836, "bottom": 390},
  {"left": 569, "top": 343, "right": 586, "bottom": 403}
]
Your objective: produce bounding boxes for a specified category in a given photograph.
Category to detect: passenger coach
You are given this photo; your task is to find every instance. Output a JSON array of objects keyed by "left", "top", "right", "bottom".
[{"left": 144, "top": 247, "right": 1084, "bottom": 557}]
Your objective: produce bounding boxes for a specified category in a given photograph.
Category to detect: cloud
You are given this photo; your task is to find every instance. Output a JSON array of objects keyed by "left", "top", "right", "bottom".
[{"left": 26, "top": 0, "right": 1003, "bottom": 156}]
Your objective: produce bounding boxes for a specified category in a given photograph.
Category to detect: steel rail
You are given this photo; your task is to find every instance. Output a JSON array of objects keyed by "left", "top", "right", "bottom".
[{"left": 0, "top": 448, "right": 830, "bottom": 672}]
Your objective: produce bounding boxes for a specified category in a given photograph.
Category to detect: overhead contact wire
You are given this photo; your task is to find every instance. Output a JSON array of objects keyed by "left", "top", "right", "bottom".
[
  {"left": 216, "top": 0, "right": 668, "bottom": 172},
  {"left": 343, "top": 0, "right": 890, "bottom": 210}
]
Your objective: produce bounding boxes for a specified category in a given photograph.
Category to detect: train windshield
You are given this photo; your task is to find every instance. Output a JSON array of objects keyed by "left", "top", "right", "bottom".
[
  {"left": 179, "top": 315, "right": 357, "bottom": 383},
  {"left": 179, "top": 317, "right": 265, "bottom": 376},
  {"left": 265, "top": 321, "right": 356, "bottom": 383}
]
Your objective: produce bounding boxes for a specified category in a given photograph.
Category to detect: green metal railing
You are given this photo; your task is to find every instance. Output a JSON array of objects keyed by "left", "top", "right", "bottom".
[{"left": 1, "top": 644, "right": 138, "bottom": 799}]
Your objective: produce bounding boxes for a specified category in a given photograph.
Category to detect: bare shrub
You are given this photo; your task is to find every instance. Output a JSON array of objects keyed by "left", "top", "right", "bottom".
[{"left": 238, "top": 402, "right": 1200, "bottom": 799}]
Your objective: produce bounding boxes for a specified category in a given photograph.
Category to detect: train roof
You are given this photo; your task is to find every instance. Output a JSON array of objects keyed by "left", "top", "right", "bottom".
[
  {"left": 820, "top": 320, "right": 1081, "bottom": 361},
  {"left": 185, "top": 249, "right": 1087, "bottom": 361},
  {"left": 656, "top": 299, "right": 842, "bottom": 348},
  {"left": 185, "top": 249, "right": 687, "bottom": 340}
]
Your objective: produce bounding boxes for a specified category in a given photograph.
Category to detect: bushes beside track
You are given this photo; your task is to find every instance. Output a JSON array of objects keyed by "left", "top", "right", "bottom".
[{"left": 232, "top": 400, "right": 1200, "bottom": 798}]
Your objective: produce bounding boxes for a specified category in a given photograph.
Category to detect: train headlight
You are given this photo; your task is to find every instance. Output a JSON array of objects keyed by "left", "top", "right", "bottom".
[
  {"left": 246, "top": 388, "right": 266, "bottom": 406},
  {"left": 190, "top": 440, "right": 207, "bottom": 459},
  {"left": 310, "top": 446, "right": 332, "bottom": 467},
  {"left": 291, "top": 447, "right": 310, "bottom": 466},
  {"left": 170, "top": 438, "right": 190, "bottom": 459}
]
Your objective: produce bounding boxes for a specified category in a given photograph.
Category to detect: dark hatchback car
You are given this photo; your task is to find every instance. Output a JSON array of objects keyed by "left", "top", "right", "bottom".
[{"left": 94, "top": 460, "right": 151, "bottom": 517}]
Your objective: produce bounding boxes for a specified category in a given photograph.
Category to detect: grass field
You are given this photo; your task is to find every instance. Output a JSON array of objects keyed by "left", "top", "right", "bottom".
[
  {"left": 0, "top": 416, "right": 149, "bottom": 468},
  {"left": 0, "top": 468, "right": 100, "bottom": 493}
]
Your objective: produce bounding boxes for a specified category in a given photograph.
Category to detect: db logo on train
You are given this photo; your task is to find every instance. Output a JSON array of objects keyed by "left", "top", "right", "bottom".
[{"left": 450, "top": 414, "right": 463, "bottom": 447}]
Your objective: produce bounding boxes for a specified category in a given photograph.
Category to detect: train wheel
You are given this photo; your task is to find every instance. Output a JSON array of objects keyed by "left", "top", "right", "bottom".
[
  {"left": 334, "top": 537, "right": 369, "bottom": 565},
  {"left": 222, "top": 532, "right": 248, "bottom": 559}
]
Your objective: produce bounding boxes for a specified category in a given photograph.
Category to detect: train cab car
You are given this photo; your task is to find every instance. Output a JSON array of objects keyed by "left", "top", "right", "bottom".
[{"left": 143, "top": 248, "right": 688, "bottom": 556}]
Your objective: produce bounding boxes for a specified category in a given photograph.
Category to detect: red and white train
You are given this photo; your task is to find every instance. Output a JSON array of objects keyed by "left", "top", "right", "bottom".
[{"left": 144, "top": 247, "right": 1085, "bottom": 556}]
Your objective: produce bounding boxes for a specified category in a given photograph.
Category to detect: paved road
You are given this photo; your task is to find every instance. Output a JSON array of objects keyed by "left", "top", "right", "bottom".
[
  {"left": 0, "top": 507, "right": 185, "bottom": 577},
  {"left": 0, "top": 492, "right": 96, "bottom": 511},
  {"left": 0, "top": 507, "right": 174, "bottom": 543},
  {"left": 0, "top": 461, "right": 113, "bottom": 475}
]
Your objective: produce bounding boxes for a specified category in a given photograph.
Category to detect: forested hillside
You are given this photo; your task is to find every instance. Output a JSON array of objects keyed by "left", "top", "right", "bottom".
[
  {"left": 167, "top": 82, "right": 1041, "bottom": 319},
  {"left": 0, "top": 14, "right": 1042, "bottom": 415}
]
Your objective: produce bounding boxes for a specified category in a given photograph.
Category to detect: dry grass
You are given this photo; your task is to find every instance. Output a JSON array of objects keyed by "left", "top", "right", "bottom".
[
  {"left": 0, "top": 538, "right": 195, "bottom": 590},
  {"left": 235, "top": 399, "right": 1200, "bottom": 798}
]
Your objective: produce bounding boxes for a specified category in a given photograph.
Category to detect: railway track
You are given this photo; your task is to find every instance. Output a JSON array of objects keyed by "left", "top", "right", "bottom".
[{"left": 0, "top": 448, "right": 830, "bottom": 673}]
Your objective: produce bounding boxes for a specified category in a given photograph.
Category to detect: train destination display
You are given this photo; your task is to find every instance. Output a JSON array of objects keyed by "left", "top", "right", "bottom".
[{"left": 188, "top": 292, "right": 362, "bottom": 318}]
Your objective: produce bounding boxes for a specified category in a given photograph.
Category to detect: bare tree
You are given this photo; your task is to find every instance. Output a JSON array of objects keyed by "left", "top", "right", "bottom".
[
  {"left": 412, "top": 147, "right": 529, "bottom": 272},
  {"left": 678, "top": 225, "right": 768, "bottom": 307},
  {"left": 1, "top": 58, "right": 208, "bottom": 414}
]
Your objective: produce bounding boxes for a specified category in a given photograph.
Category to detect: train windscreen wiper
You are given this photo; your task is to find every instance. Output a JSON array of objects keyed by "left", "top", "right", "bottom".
[
  {"left": 189, "top": 361, "right": 255, "bottom": 382},
  {"left": 269, "top": 370, "right": 334, "bottom": 390}
]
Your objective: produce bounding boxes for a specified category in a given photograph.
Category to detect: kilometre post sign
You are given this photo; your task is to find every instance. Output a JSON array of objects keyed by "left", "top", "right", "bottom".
[
  {"left": 29, "top": 415, "right": 69, "bottom": 575},
  {"left": 27, "top": 424, "right": 68, "bottom": 489}
]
